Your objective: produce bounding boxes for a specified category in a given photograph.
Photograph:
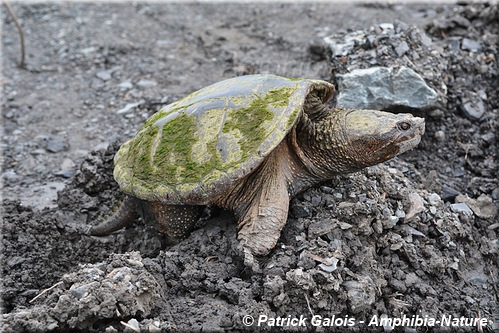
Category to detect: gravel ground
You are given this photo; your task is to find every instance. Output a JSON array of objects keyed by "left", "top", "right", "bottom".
[{"left": 1, "top": 2, "right": 498, "bottom": 333}]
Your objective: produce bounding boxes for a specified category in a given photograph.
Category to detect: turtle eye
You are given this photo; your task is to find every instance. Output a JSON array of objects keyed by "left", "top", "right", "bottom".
[{"left": 398, "top": 121, "right": 411, "bottom": 131}]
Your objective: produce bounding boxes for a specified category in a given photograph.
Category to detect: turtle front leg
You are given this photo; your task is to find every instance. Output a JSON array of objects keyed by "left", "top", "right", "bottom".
[
  {"left": 139, "top": 201, "right": 203, "bottom": 243},
  {"left": 235, "top": 172, "right": 290, "bottom": 258}
]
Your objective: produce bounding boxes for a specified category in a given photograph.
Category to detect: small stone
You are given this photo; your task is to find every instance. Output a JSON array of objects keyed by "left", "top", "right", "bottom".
[
  {"left": 137, "top": 79, "right": 157, "bottom": 87},
  {"left": 3, "top": 170, "right": 22, "bottom": 182},
  {"left": 96, "top": 70, "right": 112, "bottom": 81},
  {"left": 308, "top": 218, "right": 336, "bottom": 238},
  {"left": 311, "top": 196, "right": 322, "bottom": 206},
  {"left": 401, "top": 225, "right": 426, "bottom": 238},
  {"left": 434, "top": 130, "right": 445, "bottom": 141},
  {"left": 116, "top": 101, "right": 144, "bottom": 114},
  {"left": 338, "top": 222, "right": 352, "bottom": 230},
  {"left": 118, "top": 80, "right": 133, "bottom": 89},
  {"left": 148, "top": 323, "right": 161, "bottom": 333},
  {"left": 389, "top": 278, "right": 407, "bottom": 292},
  {"left": 441, "top": 185, "right": 460, "bottom": 202},
  {"left": 383, "top": 216, "right": 399, "bottom": 229},
  {"left": 318, "top": 257, "right": 339, "bottom": 273},
  {"left": 450, "top": 202, "right": 473, "bottom": 216},
  {"left": 492, "top": 187, "right": 499, "bottom": 200},
  {"left": 123, "top": 318, "right": 140, "bottom": 332},
  {"left": 379, "top": 23, "right": 394, "bottom": 31},
  {"left": 405, "top": 192, "right": 425, "bottom": 221},
  {"left": 343, "top": 277, "right": 376, "bottom": 313},
  {"left": 481, "top": 133, "right": 495, "bottom": 144},
  {"left": 46, "top": 136, "right": 69, "bottom": 153},
  {"left": 320, "top": 186, "right": 333, "bottom": 194},
  {"left": 291, "top": 204, "right": 310, "bottom": 218},
  {"left": 427, "top": 193, "right": 441, "bottom": 206},
  {"left": 460, "top": 99, "right": 485, "bottom": 121},
  {"left": 448, "top": 37, "right": 461, "bottom": 53},
  {"left": 420, "top": 32, "right": 432, "bottom": 47},
  {"left": 461, "top": 38, "right": 481, "bottom": 52},
  {"left": 395, "top": 41, "right": 410, "bottom": 57}
]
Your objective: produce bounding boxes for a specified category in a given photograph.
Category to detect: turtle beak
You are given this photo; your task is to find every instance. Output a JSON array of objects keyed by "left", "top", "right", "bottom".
[{"left": 396, "top": 116, "right": 425, "bottom": 154}]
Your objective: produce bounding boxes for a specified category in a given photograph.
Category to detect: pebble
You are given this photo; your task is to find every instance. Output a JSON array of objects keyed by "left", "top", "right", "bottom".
[
  {"left": 434, "top": 130, "right": 445, "bottom": 141},
  {"left": 379, "top": 23, "right": 394, "bottom": 31},
  {"left": 96, "top": 70, "right": 112, "bottom": 81},
  {"left": 427, "top": 193, "right": 441, "bottom": 206},
  {"left": 318, "top": 257, "right": 338, "bottom": 273},
  {"left": 46, "top": 135, "right": 69, "bottom": 153},
  {"left": 118, "top": 80, "right": 133, "bottom": 89},
  {"left": 116, "top": 101, "right": 144, "bottom": 114},
  {"left": 137, "top": 79, "right": 157, "bottom": 87},
  {"left": 481, "top": 132, "right": 495, "bottom": 144},
  {"left": 460, "top": 99, "right": 485, "bottom": 120},
  {"left": 320, "top": 185, "right": 333, "bottom": 194},
  {"left": 396, "top": 41, "right": 410, "bottom": 57},
  {"left": 3, "top": 170, "right": 22, "bottom": 182},
  {"left": 148, "top": 322, "right": 161, "bottom": 333},
  {"left": 404, "top": 192, "right": 425, "bottom": 221},
  {"left": 450, "top": 202, "right": 473, "bottom": 216},
  {"left": 441, "top": 185, "right": 460, "bottom": 202},
  {"left": 343, "top": 278, "right": 376, "bottom": 313},
  {"left": 448, "top": 37, "right": 461, "bottom": 53},
  {"left": 291, "top": 204, "right": 310, "bottom": 218},
  {"left": 123, "top": 318, "right": 140, "bottom": 332},
  {"left": 461, "top": 38, "right": 481, "bottom": 52}
]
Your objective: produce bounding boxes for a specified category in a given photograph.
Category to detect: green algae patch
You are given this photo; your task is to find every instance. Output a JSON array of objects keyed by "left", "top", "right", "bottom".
[{"left": 222, "top": 86, "right": 295, "bottom": 160}]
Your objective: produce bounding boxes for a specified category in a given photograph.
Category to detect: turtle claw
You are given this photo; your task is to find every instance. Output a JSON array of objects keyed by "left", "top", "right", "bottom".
[{"left": 236, "top": 243, "right": 262, "bottom": 273}]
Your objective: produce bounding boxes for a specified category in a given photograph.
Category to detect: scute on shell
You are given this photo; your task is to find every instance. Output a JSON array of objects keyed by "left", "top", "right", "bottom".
[{"left": 114, "top": 74, "right": 334, "bottom": 204}]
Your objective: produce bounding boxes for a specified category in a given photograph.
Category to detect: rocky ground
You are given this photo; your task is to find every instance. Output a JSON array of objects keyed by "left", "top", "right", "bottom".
[{"left": 1, "top": 2, "right": 498, "bottom": 333}]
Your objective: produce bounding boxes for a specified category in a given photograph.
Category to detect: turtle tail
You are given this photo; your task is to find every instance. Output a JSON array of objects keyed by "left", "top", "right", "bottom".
[{"left": 87, "top": 196, "right": 139, "bottom": 236}]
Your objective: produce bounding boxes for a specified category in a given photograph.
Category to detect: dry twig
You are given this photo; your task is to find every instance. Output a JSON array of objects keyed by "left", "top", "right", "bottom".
[{"left": 3, "top": 0, "right": 26, "bottom": 68}]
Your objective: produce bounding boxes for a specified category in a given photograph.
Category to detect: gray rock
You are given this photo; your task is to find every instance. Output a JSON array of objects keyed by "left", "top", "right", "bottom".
[
  {"left": 427, "top": 193, "right": 441, "bottom": 206},
  {"left": 460, "top": 98, "right": 485, "bottom": 120},
  {"left": 343, "top": 277, "right": 376, "bottom": 313},
  {"left": 441, "top": 185, "right": 460, "bottom": 202},
  {"left": 137, "top": 79, "right": 157, "bottom": 88},
  {"left": 46, "top": 135, "right": 69, "bottom": 153},
  {"left": 291, "top": 204, "right": 310, "bottom": 218},
  {"left": 448, "top": 37, "right": 461, "bottom": 53},
  {"left": 337, "top": 66, "right": 438, "bottom": 111},
  {"left": 450, "top": 202, "right": 473, "bottom": 216},
  {"left": 396, "top": 41, "right": 410, "bottom": 57},
  {"left": 96, "top": 70, "right": 112, "bottom": 81},
  {"left": 116, "top": 100, "right": 145, "bottom": 114},
  {"left": 404, "top": 192, "right": 425, "bottom": 221},
  {"left": 461, "top": 38, "right": 481, "bottom": 52}
]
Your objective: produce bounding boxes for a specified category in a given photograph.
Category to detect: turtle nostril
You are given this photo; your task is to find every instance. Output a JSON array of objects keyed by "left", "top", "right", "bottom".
[{"left": 398, "top": 121, "right": 411, "bottom": 131}]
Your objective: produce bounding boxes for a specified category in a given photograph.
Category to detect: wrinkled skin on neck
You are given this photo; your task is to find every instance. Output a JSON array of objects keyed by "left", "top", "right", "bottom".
[{"left": 292, "top": 107, "right": 425, "bottom": 188}]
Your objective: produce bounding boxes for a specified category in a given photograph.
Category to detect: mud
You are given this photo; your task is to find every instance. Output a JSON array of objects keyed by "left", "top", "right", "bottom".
[{"left": 2, "top": 2, "right": 498, "bottom": 333}]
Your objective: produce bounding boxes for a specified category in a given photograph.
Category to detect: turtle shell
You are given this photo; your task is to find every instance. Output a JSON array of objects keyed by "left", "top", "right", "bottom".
[{"left": 114, "top": 74, "right": 334, "bottom": 204}]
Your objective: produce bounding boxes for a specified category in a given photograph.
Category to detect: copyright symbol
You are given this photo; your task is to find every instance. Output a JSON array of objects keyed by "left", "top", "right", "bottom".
[{"left": 242, "top": 315, "right": 254, "bottom": 326}]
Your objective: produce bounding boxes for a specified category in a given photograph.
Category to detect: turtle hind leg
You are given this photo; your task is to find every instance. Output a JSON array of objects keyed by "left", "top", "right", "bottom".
[
  {"left": 140, "top": 202, "right": 203, "bottom": 243},
  {"left": 88, "top": 196, "right": 139, "bottom": 236}
]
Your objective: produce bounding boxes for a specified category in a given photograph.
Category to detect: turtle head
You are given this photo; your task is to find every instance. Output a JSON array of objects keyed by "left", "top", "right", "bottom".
[
  {"left": 296, "top": 107, "right": 425, "bottom": 179},
  {"left": 341, "top": 108, "right": 425, "bottom": 170}
]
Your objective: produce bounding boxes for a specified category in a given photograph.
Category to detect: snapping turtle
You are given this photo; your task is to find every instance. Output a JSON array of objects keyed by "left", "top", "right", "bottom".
[{"left": 89, "top": 74, "right": 424, "bottom": 258}]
